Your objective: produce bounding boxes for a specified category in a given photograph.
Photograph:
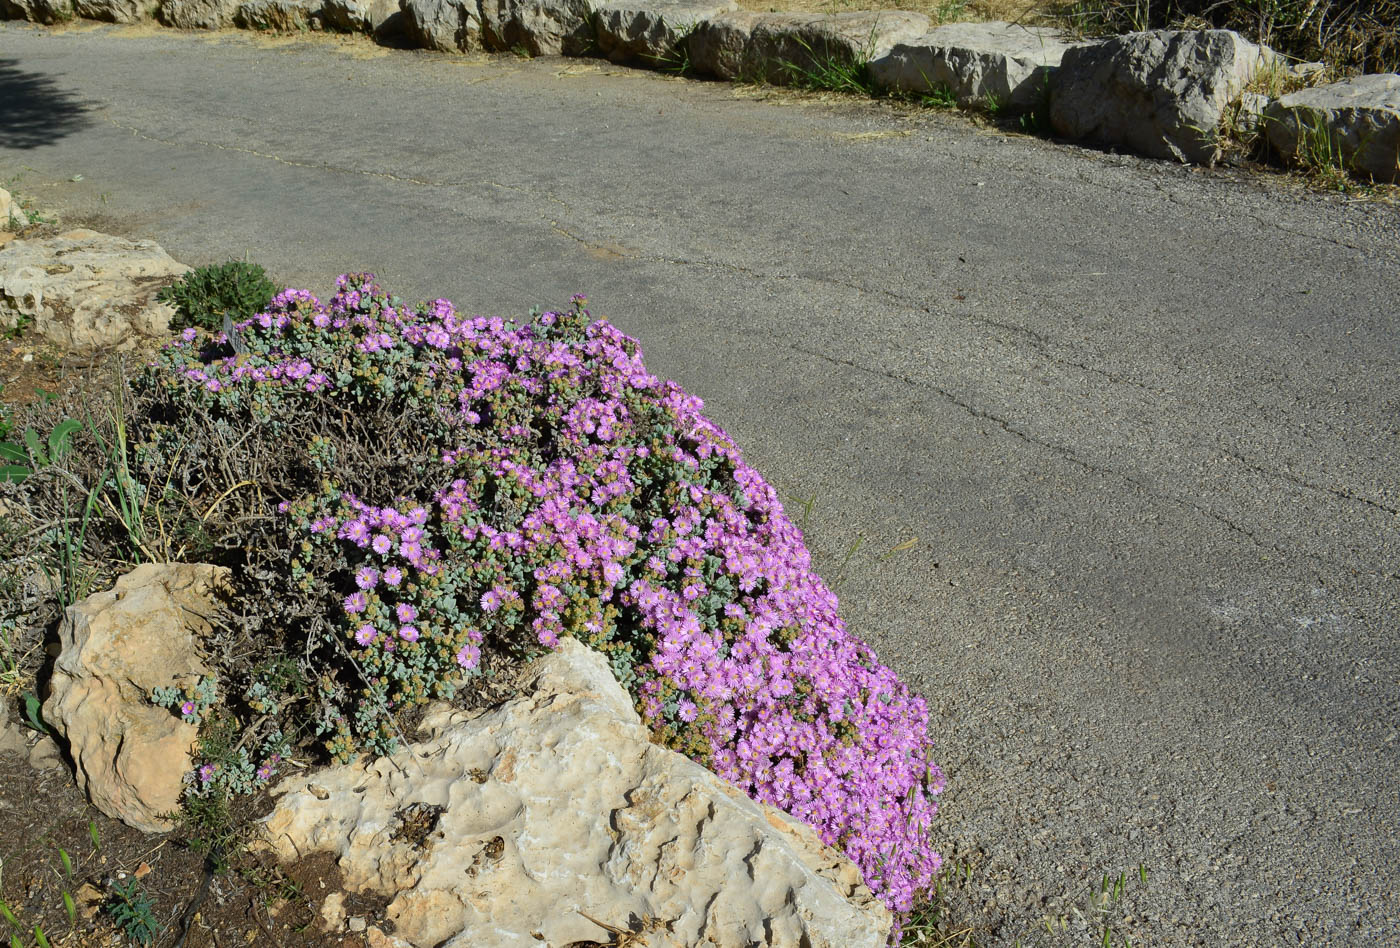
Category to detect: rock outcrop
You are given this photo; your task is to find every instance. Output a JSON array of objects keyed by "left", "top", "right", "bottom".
[
  {"left": 0, "top": 0, "right": 73, "bottom": 22},
  {"left": 72, "top": 0, "right": 157, "bottom": 21},
  {"left": 0, "top": 189, "right": 27, "bottom": 231},
  {"left": 322, "top": 0, "right": 399, "bottom": 35},
  {"left": 870, "top": 21, "right": 1083, "bottom": 109},
  {"left": 158, "top": 0, "right": 241, "bottom": 29},
  {"left": 260, "top": 639, "right": 892, "bottom": 948},
  {"left": 479, "top": 0, "right": 597, "bottom": 56},
  {"left": 402, "top": 0, "right": 482, "bottom": 51},
  {"left": 235, "top": 0, "right": 317, "bottom": 30},
  {"left": 1051, "top": 29, "right": 1277, "bottom": 164},
  {"left": 688, "top": 9, "right": 928, "bottom": 83},
  {"left": 594, "top": 0, "right": 735, "bottom": 65},
  {"left": 1263, "top": 73, "right": 1400, "bottom": 182},
  {"left": 42, "top": 564, "right": 229, "bottom": 834},
  {"left": 0, "top": 229, "right": 187, "bottom": 351}
]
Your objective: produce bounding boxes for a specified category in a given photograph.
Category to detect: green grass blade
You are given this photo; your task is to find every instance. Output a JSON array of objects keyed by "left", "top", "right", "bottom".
[
  {"left": 59, "top": 848, "right": 73, "bottom": 880},
  {"left": 62, "top": 891, "right": 76, "bottom": 926},
  {"left": 0, "top": 900, "right": 18, "bottom": 927},
  {"left": 89, "top": 820, "right": 101, "bottom": 852}
]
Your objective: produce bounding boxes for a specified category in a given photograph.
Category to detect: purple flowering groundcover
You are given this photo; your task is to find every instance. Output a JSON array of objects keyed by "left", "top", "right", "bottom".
[{"left": 142, "top": 274, "right": 945, "bottom": 925}]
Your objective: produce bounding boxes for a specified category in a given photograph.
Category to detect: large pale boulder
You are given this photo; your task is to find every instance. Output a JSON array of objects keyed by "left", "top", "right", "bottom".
[
  {"left": 158, "top": 0, "right": 241, "bottom": 28},
  {"left": 479, "top": 0, "right": 596, "bottom": 56},
  {"left": 42, "top": 564, "right": 229, "bottom": 834},
  {"left": 593, "top": 0, "right": 735, "bottom": 66},
  {"left": 260, "top": 639, "right": 891, "bottom": 948},
  {"left": 0, "top": 229, "right": 188, "bottom": 351},
  {"left": 235, "top": 0, "right": 317, "bottom": 30},
  {"left": 0, "top": 189, "right": 27, "bottom": 231},
  {"left": 869, "top": 21, "right": 1084, "bottom": 109},
  {"left": 1050, "top": 29, "right": 1278, "bottom": 164},
  {"left": 72, "top": 0, "right": 158, "bottom": 21},
  {"left": 401, "top": 0, "right": 482, "bottom": 51},
  {"left": 0, "top": 0, "right": 74, "bottom": 23},
  {"left": 1263, "top": 73, "right": 1400, "bottom": 183},
  {"left": 687, "top": 9, "right": 928, "bottom": 84},
  {"left": 321, "top": 0, "right": 397, "bottom": 34}
]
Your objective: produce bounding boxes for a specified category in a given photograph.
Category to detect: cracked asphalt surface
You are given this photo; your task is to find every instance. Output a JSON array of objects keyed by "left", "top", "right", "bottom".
[{"left": 3, "top": 21, "right": 1398, "bottom": 946}]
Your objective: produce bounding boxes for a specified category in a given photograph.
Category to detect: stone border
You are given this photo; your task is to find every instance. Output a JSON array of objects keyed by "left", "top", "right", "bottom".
[{"left": 2, "top": 0, "right": 1397, "bottom": 181}]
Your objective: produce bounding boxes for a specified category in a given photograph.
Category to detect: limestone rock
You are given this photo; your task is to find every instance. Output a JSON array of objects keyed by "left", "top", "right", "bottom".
[
  {"left": 1263, "top": 73, "right": 1400, "bottom": 183},
  {"left": 479, "top": 0, "right": 596, "bottom": 56},
  {"left": 0, "top": 189, "right": 27, "bottom": 231},
  {"left": 0, "top": 229, "right": 189, "bottom": 351},
  {"left": 869, "top": 21, "right": 1082, "bottom": 109},
  {"left": 0, "top": 711, "right": 27, "bottom": 757},
  {"left": 42, "top": 564, "right": 229, "bottom": 833},
  {"left": 402, "top": 0, "right": 482, "bottom": 51},
  {"left": 72, "top": 0, "right": 158, "bottom": 21},
  {"left": 593, "top": 0, "right": 735, "bottom": 66},
  {"left": 1234, "top": 90, "right": 1271, "bottom": 135},
  {"left": 1050, "top": 29, "right": 1278, "bottom": 164},
  {"left": 235, "top": 0, "right": 317, "bottom": 30},
  {"left": 687, "top": 9, "right": 928, "bottom": 84},
  {"left": 320, "top": 0, "right": 397, "bottom": 34},
  {"left": 28, "top": 735, "right": 63, "bottom": 771},
  {"left": 0, "top": 0, "right": 74, "bottom": 23},
  {"left": 260, "top": 639, "right": 891, "bottom": 948},
  {"left": 158, "top": 0, "right": 241, "bottom": 28}
]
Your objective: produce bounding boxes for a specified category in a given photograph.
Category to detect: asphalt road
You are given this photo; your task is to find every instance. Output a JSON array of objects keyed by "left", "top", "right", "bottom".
[{"left": 3, "top": 21, "right": 1398, "bottom": 946}]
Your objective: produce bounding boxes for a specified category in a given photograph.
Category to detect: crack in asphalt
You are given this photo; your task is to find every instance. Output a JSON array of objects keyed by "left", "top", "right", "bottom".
[
  {"left": 97, "top": 115, "right": 1396, "bottom": 530},
  {"left": 545, "top": 219, "right": 1174, "bottom": 389},
  {"left": 1221, "top": 449, "right": 1399, "bottom": 517},
  {"left": 787, "top": 342, "right": 1321, "bottom": 564}
]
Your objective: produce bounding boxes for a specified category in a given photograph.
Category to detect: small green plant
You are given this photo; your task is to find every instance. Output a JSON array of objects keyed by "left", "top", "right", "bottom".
[
  {"left": 0, "top": 419, "right": 82, "bottom": 485},
  {"left": 155, "top": 261, "right": 277, "bottom": 335},
  {"left": 21, "top": 691, "right": 49, "bottom": 733},
  {"left": 654, "top": 20, "right": 702, "bottom": 75},
  {"left": 773, "top": 32, "right": 879, "bottom": 96},
  {"left": 104, "top": 880, "right": 160, "bottom": 947},
  {"left": 933, "top": 0, "right": 967, "bottom": 22},
  {"left": 1288, "top": 107, "right": 1354, "bottom": 190}
]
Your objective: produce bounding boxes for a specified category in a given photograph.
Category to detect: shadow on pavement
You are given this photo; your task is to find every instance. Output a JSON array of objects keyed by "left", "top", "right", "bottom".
[{"left": 0, "top": 57, "right": 94, "bottom": 149}]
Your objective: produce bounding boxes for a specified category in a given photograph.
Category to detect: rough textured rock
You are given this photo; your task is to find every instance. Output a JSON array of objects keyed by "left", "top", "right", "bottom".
[
  {"left": 1263, "top": 73, "right": 1400, "bottom": 183},
  {"left": 0, "top": 0, "right": 74, "bottom": 23},
  {"left": 593, "top": 0, "right": 735, "bottom": 66},
  {"left": 235, "top": 0, "right": 316, "bottom": 30},
  {"left": 28, "top": 735, "right": 64, "bottom": 771},
  {"left": 0, "top": 712, "right": 27, "bottom": 757},
  {"left": 402, "top": 0, "right": 482, "bottom": 51},
  {"left": 158, "top": 0, "right": 241, "bottom": 28},
  {"left": 479, "top": 0, "right": 597, "bottom": 56},
  {"left": 72, "top": 0, "right": 157, "bottom": 21},
  {"left": 870, "top": 21, "right": 1082, "bottom": 109},
  {"left": 0, "top": 229, "right": 188, "bottom": 351},
  {"left": 42, "top": 564, "right": 229, "bottom": 833},
  {"left": 321, "top": 0, "right": 397, "bottom": 34},
  {"left": 687, "top": 9, "right": 928, "bottom": 83},
  {"left": 260, "top": 639, "right": 891, "bottom": 948},
  {"left": 0, "top": 189, "right": 27, "bottom": 231},
  {"left": 1050, "top": 29, "right": 1278, "bottom": 164}
]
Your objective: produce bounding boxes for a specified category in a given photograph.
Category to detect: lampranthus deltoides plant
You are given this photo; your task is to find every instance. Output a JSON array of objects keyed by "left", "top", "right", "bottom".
[{"left": 133, "top": 274, "right": 945, "bottom": 926}]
